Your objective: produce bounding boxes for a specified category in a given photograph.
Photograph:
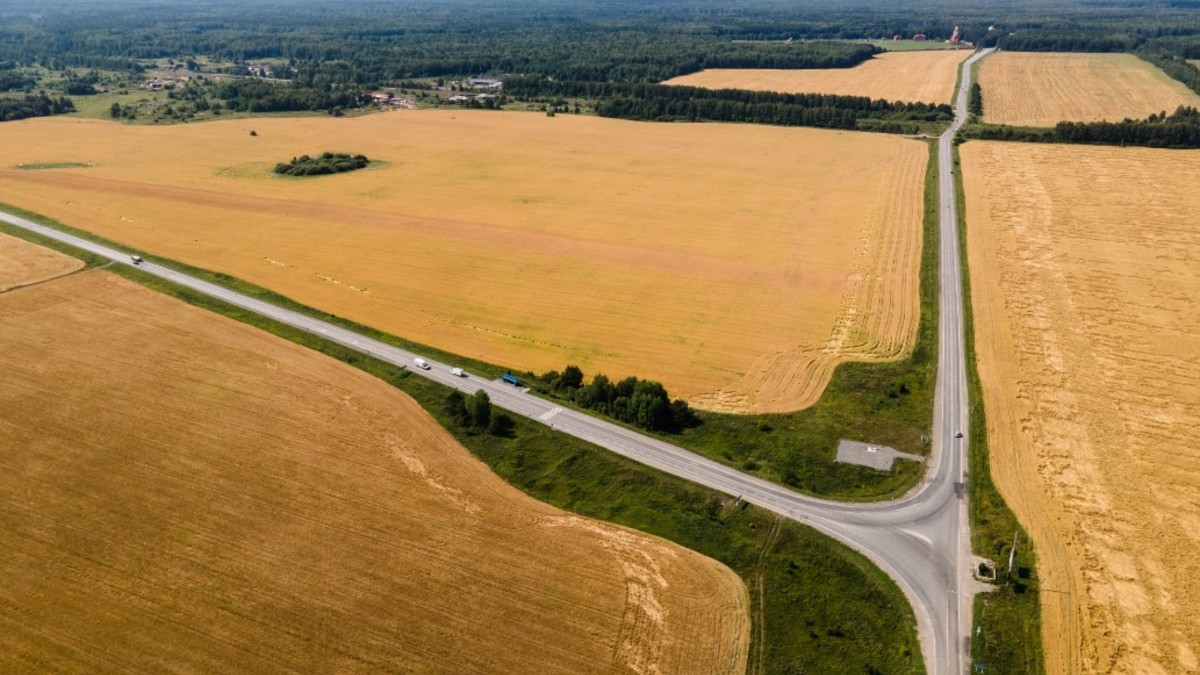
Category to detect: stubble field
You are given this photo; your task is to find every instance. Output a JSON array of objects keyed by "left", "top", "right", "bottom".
[
  {"left": 962, "top": 141, "right": 1200, "bottom": 675},
  {"left": 662, "top": 50, "right": 969, "bottom": 103},
  {"left": 978, "top": 52, "right": 1200, "bottom": 127},
  {"left": 0, "top": 259, "right": 749, "bottom": 673},
  {"left": 0, "top": 112, "right": 926, "bottom": 413},
  {"left": 0, "top": 230, "right": 82, "bottom": 290}
]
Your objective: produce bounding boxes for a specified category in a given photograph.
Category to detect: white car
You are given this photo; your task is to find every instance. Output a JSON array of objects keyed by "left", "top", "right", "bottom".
[
  {"left": 450, "top": 367, "right": 466, "bottom": 377},
  {"left": 413, "top": 357, "right": 431, "bottom": 370}
]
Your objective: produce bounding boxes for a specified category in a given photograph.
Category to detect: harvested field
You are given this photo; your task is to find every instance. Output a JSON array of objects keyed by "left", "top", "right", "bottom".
[
  {"left": 661, "top": 50, "right": 969, "bottom": 103},
  {"left": 0, "top": 267, "right": 749, "bottom": 673},
  {"left": 0, "top": 113, "right": 927, "bottom": 413},
  {"left": 978, "top": 52, "right": 1200, "bottom": 127},
  {"left": 0, "top": 230, "right": 82, "bottom": 291},
  {"left": 963, "top": 141, "right": 1200, "bottom": 675}
]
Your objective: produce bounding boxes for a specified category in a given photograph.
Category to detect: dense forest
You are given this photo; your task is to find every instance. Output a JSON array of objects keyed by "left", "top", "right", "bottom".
[
  {"left": 3, "top": 0, "right": 1200, "bottom": 86},
  {"left": 2, "top": 0, "right": 1200, "bottom": 128}
]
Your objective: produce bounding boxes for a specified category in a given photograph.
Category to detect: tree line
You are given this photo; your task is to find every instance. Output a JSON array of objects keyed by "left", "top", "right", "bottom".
[
  {"left": 0, "top": 93, "right": 75, "bottom": 122},
  {"left": 531, "top": 365, "right": 699, "bottom": 434},
  {"left": 210, "top": 78, "right": 366, "bottom": 113},
  {"left": 968, "top": 83, "right": 983, "bottom": 118},
  {"left": 963, "top": 106, "right": 1200, "bottom": 149},
  {"left": 507, "top": 78, "right": 951, "bottom": 131}
]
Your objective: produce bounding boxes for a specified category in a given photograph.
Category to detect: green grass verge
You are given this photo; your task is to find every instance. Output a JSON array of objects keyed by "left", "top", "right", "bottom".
[
  {"left": 0, "top": 163, "right": 940, "bottom": 502},
  {"left": 0, "top": 218, "right": 926, "bottom": 674},
  {"left": 14, "top": 162, "right": 93, "bottom": 170},
  {"left": 953, "top": 144, "right": 1044, "bottom": 674}
]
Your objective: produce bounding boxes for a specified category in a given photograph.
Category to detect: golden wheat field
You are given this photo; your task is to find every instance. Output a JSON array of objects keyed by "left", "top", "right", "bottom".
[
  {"left": 662, "top": 50, "right": 969, "bottom": 103},
  {"left": 0, "top": 112, "right": 926, "bottom": 413},
  {"left": 963, "top": 141, "right": 1200, "bottom": 675},
  {"left": 0, "top": 231, "right": 81, "bottom": 290},
  {"left": 0, "top": 256, "right": 749, "bottom": 673},
  {"left": 978, "top": 52, "right": 1200, "bottom": 127}
]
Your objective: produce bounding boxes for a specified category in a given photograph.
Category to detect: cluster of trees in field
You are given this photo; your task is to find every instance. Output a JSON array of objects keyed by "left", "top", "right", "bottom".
[
  {"left": 274, "top": 152, "right": 369, "bottom": 176},
  {"left": 443, "top": 389, "right": 514, "bottom": 437},
  {"left": 507, "top": 78, "right": 951, "bottom": 130},
  {"left": 964, "top": 106, "right": 1200, "bottom": 148},
  {"left": 0, "top": 93, "right": 75, "bottom": 121},
  {"left": 532, "top": 365, "right": 699, "bottom": 434}
]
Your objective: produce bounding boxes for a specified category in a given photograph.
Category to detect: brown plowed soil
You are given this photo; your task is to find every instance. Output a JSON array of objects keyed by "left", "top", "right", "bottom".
[
  {"left": 979, "top": 52, "right": 1200, "bottom": 127},
  {"left": 963, "top": 141, "right": 1200, "bottom": 675},
  {"left": 0, "top": 266, "right": 750, "bottom": 674},
  {"left": 0, "top": 230, "right": 82, "bottom": 291},
  {"left": 662, "top": 50, "right": 969, "bottom": 104},
  {"left": 0, "top": 113, "right": 925, "bottom": 413}
]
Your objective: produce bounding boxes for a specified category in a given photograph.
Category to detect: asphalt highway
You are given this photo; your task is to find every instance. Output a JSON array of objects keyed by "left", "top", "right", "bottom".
[{"left": 1, "top": 49, "right": 992, "bottom": 674}]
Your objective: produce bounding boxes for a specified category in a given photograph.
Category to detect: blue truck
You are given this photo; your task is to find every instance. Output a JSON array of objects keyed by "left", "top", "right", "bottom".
[{"left": 501, "top": 372, "right": 521, "bottom": 386}]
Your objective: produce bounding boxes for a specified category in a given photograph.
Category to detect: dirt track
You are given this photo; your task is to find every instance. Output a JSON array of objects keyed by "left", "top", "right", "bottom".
[
  {"left": 0, "top": 231, "right": 82, "bottom": 291},
  {"left": 663, "top": 50, "right": 969, "bottom": 104},
  {"left": 0, "top": 266, "right": 749, "bottom": 673},
  {"left": 0, "top": 112, "right": 925, "bottom": 413},
  {"left": 963, "top": 141, "right": 1200, "bottom": 675}
]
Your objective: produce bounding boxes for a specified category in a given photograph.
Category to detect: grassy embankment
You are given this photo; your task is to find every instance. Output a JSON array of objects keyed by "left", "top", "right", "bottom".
[
  {"left": 950, "top": 145, "right": 1044, "bottom": 674},
  {"left": 0, "top": 141, "right": 941, "bottom": 503},
  {"left": 0, "top": 208, "right": 925, "bottom": 674}
]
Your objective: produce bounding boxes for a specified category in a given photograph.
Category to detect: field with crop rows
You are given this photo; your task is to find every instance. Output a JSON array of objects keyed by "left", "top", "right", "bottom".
[
  {"left": 662, "top": 50, "right": 969, "bottom": 103},
  {"left": 0, "top": 257, "right": 749, "bottom": 673},
  {"left": 0, "top": 231, "right": 81, "bottom": 290},
  {"left": 0, "top": 112, "right": 926, "bottom": 413},
  {"left": 963, "top": 141, "right": 1200, "bottom": 675},
  {"left": 978, "top": 52, "right": 1200, "bottom": 127}
]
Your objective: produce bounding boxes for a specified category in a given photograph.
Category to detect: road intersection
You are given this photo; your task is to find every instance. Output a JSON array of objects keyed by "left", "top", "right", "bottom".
[{"left": 1, "top": 48, "right": 992, "bottom": 675}]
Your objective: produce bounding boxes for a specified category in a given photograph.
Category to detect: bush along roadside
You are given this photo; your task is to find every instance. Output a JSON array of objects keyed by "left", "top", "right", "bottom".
[{"left": 527, "top": 365, "right": 699, "bottom": 433}]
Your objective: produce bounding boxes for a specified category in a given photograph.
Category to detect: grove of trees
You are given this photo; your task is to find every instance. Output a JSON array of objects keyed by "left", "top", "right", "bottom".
[
  {"left": 534, "top": 366, "right": 699, "bottom": 434},
  {"left": 274, "top": 152, "right": 370, "bottom": 176}
]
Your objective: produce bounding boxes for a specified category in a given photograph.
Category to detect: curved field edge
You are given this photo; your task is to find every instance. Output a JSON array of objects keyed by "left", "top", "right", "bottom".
[
  {"left": 0, "top": 220, "right": 926, "bottom": 675},
  {"left": 661, "top": 139, "right": 940, "bottom": 501},
  {"left": 952, "top": 142, "right": 1044, "bottom": 674},
  {"left": 0, "top": 183, "right": 938, "bottom": 502},
  {"left": 0, "top": 270, "right": 748, "bottom": 675}
]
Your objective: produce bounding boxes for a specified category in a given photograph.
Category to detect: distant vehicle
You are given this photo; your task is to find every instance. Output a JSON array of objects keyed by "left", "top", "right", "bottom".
[
  {"left": 130, "top": 255, "right": 144, "bottom": 265},
  {"left": 501, "top": 372, "right": 521, "bottom": 386},
  {"left": 450, "top": 367, "right": 466, "bottom": 377},
  {"left": 955, "top": 431, "right": 964, "bottom": 438},
  {"left": 413, "top": 357, "right": 431, "bottom": 370}
]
